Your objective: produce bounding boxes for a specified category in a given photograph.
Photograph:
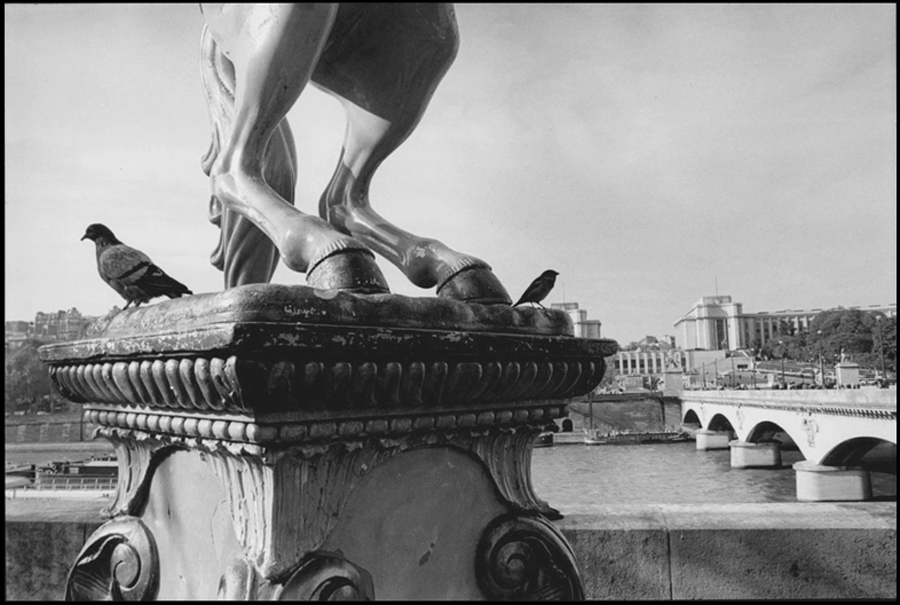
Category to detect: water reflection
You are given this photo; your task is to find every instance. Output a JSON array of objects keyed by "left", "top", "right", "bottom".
[{"left": 531, "top": 442, "right": 896, "bottom": 512}]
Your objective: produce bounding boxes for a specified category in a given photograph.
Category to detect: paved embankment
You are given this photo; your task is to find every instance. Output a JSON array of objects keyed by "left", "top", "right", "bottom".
[{"left": 5, "top": 499, "right": 895, "bottom": 600}]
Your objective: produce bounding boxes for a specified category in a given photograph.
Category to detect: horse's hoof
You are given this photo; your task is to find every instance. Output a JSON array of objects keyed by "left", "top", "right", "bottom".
[
  {"left": 437, "top": 266, "right": 512, "bottom": 305},
  {"left": 307, "top": 250, "right": 391, "bottom": 294}
]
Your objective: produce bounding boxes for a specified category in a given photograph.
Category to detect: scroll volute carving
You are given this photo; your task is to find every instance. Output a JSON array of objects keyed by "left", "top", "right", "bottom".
[
  {"left": 476, "top": 513, "right": 584, "bottom": 601},
  {"left": 65, "top": 516, "right": 159, "bottom": 601},
  {"left": 278, "top": 551, "right": 375, "bottom": 601}
]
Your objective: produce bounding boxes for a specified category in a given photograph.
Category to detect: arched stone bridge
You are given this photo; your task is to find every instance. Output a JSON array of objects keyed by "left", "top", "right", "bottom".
[{"left": 679, "top": 389, "right": 896, "bottom": 501}]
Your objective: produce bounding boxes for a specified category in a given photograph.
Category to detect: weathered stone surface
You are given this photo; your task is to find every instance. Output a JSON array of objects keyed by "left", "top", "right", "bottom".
[
  {"left": 668, "top": 528, "right": 895, "bottom": 599},
  {"left": 35, "top": 287, "right": 615, "bottom": 600},
  {"left": 560, "top": 527, "right": 670, "bottom": 600},
  {"left": 38, "top": 288, "right": 615, "bottom": 425},
  {"left": 8, "top": 502, "right": 895, "bottom": 601},
  {"left": 730, "top": 439, "right": 782, "bottom": 468},
  {"left": 5, "top": 518, "right": 102, "bottom": 601},
  {"left": 44, "top": 284, "right": 586, "bottom": 347},
  {"left": 794, "top": 461, "right": 873, "bottom": 502}
]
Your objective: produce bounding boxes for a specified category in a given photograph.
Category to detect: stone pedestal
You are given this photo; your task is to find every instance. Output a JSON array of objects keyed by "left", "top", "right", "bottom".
[
  {"left": 835, "top": 361, "right": 861, "bottom": 389},
  {"left": 793, "top": 461, "right": 872, "bottom": 502},
  {"left": 39, "top": 285, "right": 617, "bottom": 601},
  {"left": 695, "top": 429, "right": 732, "bottom": 451},
  {"left": 729, "top": 440, "right": 782, "bottom": 468},
  {"left": 662, "top": 370, "right": 683, "bottom": 395}
]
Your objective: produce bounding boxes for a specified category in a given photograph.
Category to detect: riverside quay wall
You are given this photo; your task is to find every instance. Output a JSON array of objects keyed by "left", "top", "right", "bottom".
[
  {"left": 5, "top": 415, "right": 100, "bottom": 444},
  {"left": 565, "top": 393, "right": 684, "bottom": 434},
  {"left": 5, "top": 499, "right": 895, "bottom": 600}
]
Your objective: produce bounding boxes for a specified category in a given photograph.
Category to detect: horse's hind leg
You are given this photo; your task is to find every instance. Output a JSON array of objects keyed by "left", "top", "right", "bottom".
[
  {"left": 315, "top": 5, "right": 511, "bottom": 305},
  {"left": 201, "top": 3, "right": 388, "bottom": 293}
]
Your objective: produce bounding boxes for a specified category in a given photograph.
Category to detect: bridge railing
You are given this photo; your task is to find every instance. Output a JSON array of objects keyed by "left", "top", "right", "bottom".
[{"left": 679, "top": 389, "right": 896, "bottom": 415}]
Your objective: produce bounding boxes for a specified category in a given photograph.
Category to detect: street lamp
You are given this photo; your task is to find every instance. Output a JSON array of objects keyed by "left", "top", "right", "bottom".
[
  {"left": 876, "top": 316, "right": 887, "bottom": 387},
  {"left": 816, "top": 330, "right": 826, "bottom": 388},
  {"left": 778, "top": 340, "right": 785, "bottom": 387}
]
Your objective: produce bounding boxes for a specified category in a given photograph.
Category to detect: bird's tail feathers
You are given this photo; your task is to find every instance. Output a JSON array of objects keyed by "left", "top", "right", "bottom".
[
  {"left": 166, "top": 289, "right": 194, "bottom": 299},
  {"left": 138, "top": 265, "right": 192, "bottom": 299}
]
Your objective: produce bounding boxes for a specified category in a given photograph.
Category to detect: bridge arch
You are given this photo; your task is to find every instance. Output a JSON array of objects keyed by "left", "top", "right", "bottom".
[
  {"left": 682, "top": 409, "right": 701, "bottom": 426},
  {"left": 745, "top": 421, "right": 797, "bottom": 449},
  {"left": 707, "top": 413, "right": 735, "bottom": 433},
  {"left": 820, "top": 436, "right": 894, "bottom": 467}
]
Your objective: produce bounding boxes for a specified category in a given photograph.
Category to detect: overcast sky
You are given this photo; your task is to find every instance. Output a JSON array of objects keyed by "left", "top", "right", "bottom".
[{"left": 5, "top": 4, "right": 896, "bottom": 344}]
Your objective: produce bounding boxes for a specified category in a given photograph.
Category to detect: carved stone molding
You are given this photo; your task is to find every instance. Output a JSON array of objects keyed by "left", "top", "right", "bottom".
[
  {"left": 215, "top": 551, "right": 375, "bottom": 600},
  {"left": 92, "top": 416, "right": 555, "bottom": 582},
  {"left": 119, "top": 423, "right": 551, "bottom": 580},
  {"left": 278, "top": 551, "right": 375, "bottom": 600},
  {"left": 40, "top": 292, "right": 615, "bottom": 417},
  {"left": 462, "top": 426, "right": 555, "bottom": 516},
  {"left": 65, "top": 516, "right": 159, "bottom": 601},
  {"left": 475, "top": 512, "right": 584, "bottom": 600},
  {"left": 102, "top": 431, "right": 183, "bottom": 518},
  {"left": 49, "top": 356, "right": 604, "bottom": 415},
  {"left": 85, "top": 402, "right": 565, "bottom": 445}
]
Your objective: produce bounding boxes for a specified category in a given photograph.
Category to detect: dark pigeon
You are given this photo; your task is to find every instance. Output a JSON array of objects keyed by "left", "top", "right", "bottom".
[
  {"left": 512, "top": 269, "right": 559, "bottom": 308},
  {"left": 81, "top": 223, "right": 192, "bottom": 309}
]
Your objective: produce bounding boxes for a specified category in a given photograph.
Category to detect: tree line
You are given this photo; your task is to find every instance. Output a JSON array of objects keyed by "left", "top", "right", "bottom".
[
  {"left": 5, "top": 339, "right": 70, "bottom": 414},
  {"left": 751, "top": 308, "right": 896, "bottom": 374}
]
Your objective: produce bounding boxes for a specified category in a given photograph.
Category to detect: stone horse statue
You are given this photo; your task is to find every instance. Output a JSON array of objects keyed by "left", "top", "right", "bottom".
[{"left": 200, "top": 3, "right": 511, "bottom": 305}]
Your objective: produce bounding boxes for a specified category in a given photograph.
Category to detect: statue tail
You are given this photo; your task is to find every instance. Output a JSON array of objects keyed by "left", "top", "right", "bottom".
[
  {"left": 198, "top": 25, "right": 296, "bottom": 287},
  {"left": 199, "top": 24, "right": 232, "bottom": 273}
]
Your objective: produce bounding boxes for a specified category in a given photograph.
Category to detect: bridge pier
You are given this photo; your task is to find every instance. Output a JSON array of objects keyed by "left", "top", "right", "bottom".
[
  {"left": 695, "top": 429, "right": 732, "bottom": 450},
  {"left": 729, "top": 440, "right": 782, "bottom": 468},
  {"left": 794, "top": 461, "right": 872, "bottom": 502}
]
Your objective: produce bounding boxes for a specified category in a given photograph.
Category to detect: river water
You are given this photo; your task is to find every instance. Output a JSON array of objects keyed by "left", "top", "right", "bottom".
[
  {"left": 6, "top": 440, "right": 895, "bottom": 511},
  {"left": 531, "top": 441, "right": 896, "bottom": 514}
]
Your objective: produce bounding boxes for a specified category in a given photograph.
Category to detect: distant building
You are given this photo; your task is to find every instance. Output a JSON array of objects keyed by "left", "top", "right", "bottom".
[
  {"left": 673, "top": 295, "right": 896, "bottom": 351},
  {"left": 550, "top": 302, "right": 601, "bottom": 339},
  {"left": 5, "top": 308, "right": 95, "bottom": 350},
  {"left": 614, "top": 347, "right": 744, "bottom": 380},
  {"left": 33, "top": 308, "right": 92, "bottom": 341},
  {"left": 607, "top": 294, "right": 894, "bottom": 391}
]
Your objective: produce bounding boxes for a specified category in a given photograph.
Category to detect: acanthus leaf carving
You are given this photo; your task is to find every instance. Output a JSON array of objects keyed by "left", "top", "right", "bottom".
[{"left": 101, "top": 428, "right": 183, "bottom": 518}]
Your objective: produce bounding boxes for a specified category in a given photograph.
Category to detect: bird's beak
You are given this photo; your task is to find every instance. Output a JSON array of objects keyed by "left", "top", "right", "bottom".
[{"left": 80, "top": 235, "right": 88, "bottom": 241}]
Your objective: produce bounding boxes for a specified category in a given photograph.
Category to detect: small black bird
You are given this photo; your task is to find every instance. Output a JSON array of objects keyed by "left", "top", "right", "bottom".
[
  {"left": 81, "top": 223, "right": 192, "bottom": 309},
  {"left": 512, "top": 269, "right": 559, "bottom": 308}
]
